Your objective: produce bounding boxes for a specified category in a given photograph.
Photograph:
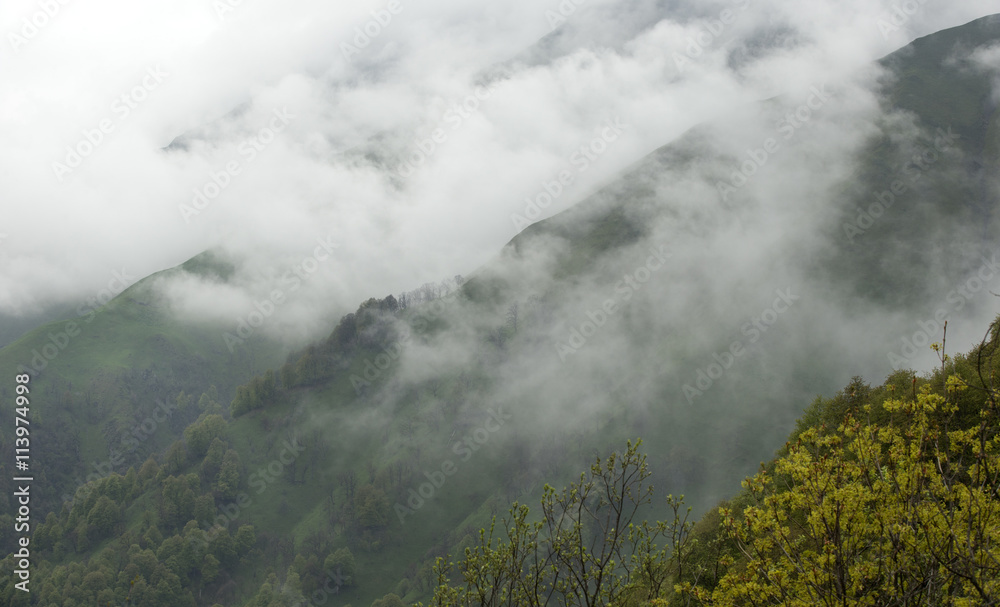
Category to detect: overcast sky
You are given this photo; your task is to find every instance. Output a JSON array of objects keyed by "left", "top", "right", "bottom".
[{"left": 1, "top": 0, "right": 997, "bottom": 337}]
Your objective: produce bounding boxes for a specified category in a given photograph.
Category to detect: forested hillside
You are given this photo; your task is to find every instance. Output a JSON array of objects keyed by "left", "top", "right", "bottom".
[
  {"left": 3, "top": 309, "right": 998, "bottom": 605},
  {"left": 420, "top": 316, "right": 1000, "bottom": 605}
]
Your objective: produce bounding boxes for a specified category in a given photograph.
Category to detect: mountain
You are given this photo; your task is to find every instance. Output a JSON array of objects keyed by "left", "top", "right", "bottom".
[
  {"left": 2, "top": 13, "right": 999, "bottom": 607},
  {"left": 0, "top": 250, "right": 292, "bottom": 519}
]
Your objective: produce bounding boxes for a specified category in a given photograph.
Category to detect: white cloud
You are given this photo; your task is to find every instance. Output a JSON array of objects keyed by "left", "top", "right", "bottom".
[{"left": 0, "top": 0, "right": 996, "bottom": 328}]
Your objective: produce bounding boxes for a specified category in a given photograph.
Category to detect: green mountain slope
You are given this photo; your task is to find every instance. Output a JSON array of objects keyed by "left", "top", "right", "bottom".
[{"left": 0, "top": 250, "right": 290, "bottom": 519}]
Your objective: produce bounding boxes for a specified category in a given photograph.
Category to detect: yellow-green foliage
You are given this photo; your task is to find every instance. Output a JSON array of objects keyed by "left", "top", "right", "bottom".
[{"left": 682, "top": 379, "right": 1000, "bottom": 605}]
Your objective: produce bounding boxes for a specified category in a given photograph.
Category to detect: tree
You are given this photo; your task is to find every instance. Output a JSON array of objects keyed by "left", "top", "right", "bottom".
[
  {"left": 340, "top": 470, "right": 357, "bottom": 502},
  {"left": 201, "top": 437, "right": 227, "bottom": 481},
  {"left": 201, "top": 553, "right": 220, "bottom": 583},
  {"left": 185, "top": 414, "right": 226, "bottom": 459},
  {"left": 324, "top": 547, "right": 357, "bottom": 587},
  {"left": 283, "top": 569, "right": 307, "bottom": 604},
  {"left": 197, "top": 390, "right": 223, "bottom": 416},
  {"left": 423, "top": 439, "right": 672, "bottom": 606},
  {"left": 75, "top": 520, "right": 91, "bottom": 552},
  {"left": 85, "top": 495, "right": 120, "bottom": 538},
  {"left": 215, "top": 449, "right": 242, "bottom": 500},
  {"left": 332, "top": 312, "right": 358, "bottom": 346},
  {"left": 158, "top": 534, "right": 197, "bottom": 579},
  {"left": 682, "top": 380, "right": 1000, "bottom": 605},
  {"left": 235, "top": 524, "right": 257, "bottom": 555},
  {"left": 194, "top": 494, "right": 215, "bottom": 524},
  {"left": 160, "top": 475, "right": 196, "bottom": 530},
  {"left": 209, "top": 528, "right": 237, "bottom": 566},
  {"left": 354, "top": 484, "right": 390, "bottom": 530},
  {"left": 230, "top": 385, "right": 254, "bottom": 417},
  {"left": 292, "top": 347, "right": 323, "bottom": 388},
  {"left": 230, "top": 372, "right": 275, "bottom": 417},
  {"left": 138, "top": 456, "right": 160, "bottom": 488},
  {"left": 506, "top": 302, "right": 519, "bottom": 334},
  {"left": 260, "top": 369, "right": 276, "bottom": 401},
  {"left": 382, "top": 294, "right": 399, "bottom": 313},
  {"left": 123, "top": 466, "right": 139, "bottom": 498},
  {"left": 164, "top": 440, "right": 187, "bottom": 474},
  {"left": 373, "top": 593, "right": 407, "bottom": 607},
  {"left": 175, "top": 390, "right": 194, "bottom": 417}
]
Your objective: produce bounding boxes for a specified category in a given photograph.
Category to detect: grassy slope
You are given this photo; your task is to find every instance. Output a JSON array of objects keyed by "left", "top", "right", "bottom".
[{"left": 0, "top": 251, "right": 290, "bottom": 515}]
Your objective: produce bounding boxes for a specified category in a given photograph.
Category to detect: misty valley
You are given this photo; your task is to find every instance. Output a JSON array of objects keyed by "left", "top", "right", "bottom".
[{"left": 3, "top": 4, "right": 1000, "bottom": 607}]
